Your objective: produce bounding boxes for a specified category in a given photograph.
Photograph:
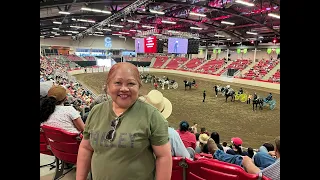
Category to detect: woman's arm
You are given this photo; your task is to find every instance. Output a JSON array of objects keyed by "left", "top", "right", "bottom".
[
  {"left": 152, "top": 142, "right": 172, "bottom": 180},
  {"left": 76, "top": 139, "right": 94, "bottom": 180},
  {"left": 73, "top": 117, "right": 85, "bottom": 132}
]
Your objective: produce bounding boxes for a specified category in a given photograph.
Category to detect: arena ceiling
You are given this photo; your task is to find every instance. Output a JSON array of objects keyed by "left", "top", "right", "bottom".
[{"left": 40, "top": 0, "right": 280, "bottom": 45}]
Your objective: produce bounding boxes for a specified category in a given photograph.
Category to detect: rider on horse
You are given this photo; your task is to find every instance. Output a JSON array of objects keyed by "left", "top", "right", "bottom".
[{"left": 238, "top": 88, "right": 243, "bottom": 94}]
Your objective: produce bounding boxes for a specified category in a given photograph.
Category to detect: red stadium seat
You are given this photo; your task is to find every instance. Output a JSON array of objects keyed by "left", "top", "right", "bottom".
[
  {"left": 185, "top": 158, "right": 270, "bottom": 180},
  {"left": 171, "top": 157, "right": 184, "bottom": 180},
  {"left": 170, "top": 158, "right": 270, "bottom": 180},
  {"left": 41, "top": 125, "right": 82, "bottom": 180},
  {"left": 40, "top": 127, "right": 55, "bottom": 169},
  {"left": 40, "top": 127, "right": 53, "bottom": 156}
]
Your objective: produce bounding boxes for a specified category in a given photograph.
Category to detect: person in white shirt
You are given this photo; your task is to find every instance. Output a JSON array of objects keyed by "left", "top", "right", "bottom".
[{"left": 40, "top": 85, "right": 85, "bottom": 133}]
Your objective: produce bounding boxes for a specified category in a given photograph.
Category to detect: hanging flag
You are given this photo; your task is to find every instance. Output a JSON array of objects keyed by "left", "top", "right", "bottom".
[{"left": 267, "top": 48, "right": 272, "bottom": 54}]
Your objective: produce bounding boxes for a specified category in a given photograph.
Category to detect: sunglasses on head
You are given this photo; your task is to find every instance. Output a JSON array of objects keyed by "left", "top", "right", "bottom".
[{"left": 105, "top": 117, "right": 120, "bottom": 141}]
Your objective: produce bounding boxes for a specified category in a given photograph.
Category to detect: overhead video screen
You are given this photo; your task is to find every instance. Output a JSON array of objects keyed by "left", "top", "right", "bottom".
[
  {"left": 135, "top": 38, "right": 145, "bottom": 53},
  {"left": 168, "top": 37, "right": 188, "bottom": 54},
  {"left": 187, "top": 39, "right": 200, "bottom": 54}
]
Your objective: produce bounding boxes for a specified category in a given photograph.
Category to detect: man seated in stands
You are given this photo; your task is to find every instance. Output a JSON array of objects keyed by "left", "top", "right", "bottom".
[
  {"left": 141, "top": 90, "right": 195, "bottom": 160},
  {"left": 242, "top": 136, "right": 280, "bottom": 180},
  {"left": 207, "top": 136, "right": 280, "bottom": 180}
]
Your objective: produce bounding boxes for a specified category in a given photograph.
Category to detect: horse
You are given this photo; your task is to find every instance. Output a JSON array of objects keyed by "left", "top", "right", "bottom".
[
  {"left": 183, "top": 80, "right": 193, "bottom": 90},
  {"left": 224, "top": 88, "right": 235, "bottom": 102},
  {"left": 159, "top": 78, "right": 176, "bottom": 90},
  {"left": 252, "top": 97, "right": 264, "bottom": 111},
  {"left": 183, "top": 79, "right": 197, "bottom": 90}
]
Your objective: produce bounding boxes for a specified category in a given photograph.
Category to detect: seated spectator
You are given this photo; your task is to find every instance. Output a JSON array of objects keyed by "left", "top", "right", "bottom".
[
  {"left": 226, "top": 137, "right": 248, "bottom": 156},
  {"left": 207, "top": 136, "right": 280, "bottom": 180},
  {"left": 200, "top": 127, "right": 210, "bottom": 136},
  {"left": 140, "top": 90, "right": 195, "bottom": 160},
  {"left": 176, "top": 121, "right": 197, "bottom": 149},
  {"left": 242, "top": 136, "right": 280, "bottom": 180},
  {"left": 247, "top": 147, "right": 254, "bottom": 158},
  {"left": 191, "top": 122, "right": 198, "bottom": 134},
  {"left": 210, "top": 132, "right": 223, "bottom": 151},
  {"left": 196, "top": 133, "right": 209, "bottom": 153},
  {"left": 222, "top": 141, "right": 231, "bottom": 152},
  {"left": 40, "top": 85, "right": 85, "bottom": 133}
]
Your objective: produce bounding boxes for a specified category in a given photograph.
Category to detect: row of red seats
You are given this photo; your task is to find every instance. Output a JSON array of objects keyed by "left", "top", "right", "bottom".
[{"left": 40, "top": 126, "right": 269, "bottom": 180}]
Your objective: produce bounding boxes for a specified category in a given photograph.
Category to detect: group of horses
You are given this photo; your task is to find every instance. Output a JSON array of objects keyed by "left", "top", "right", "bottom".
[
  {"left": 140, "top": 74, "right": 178, "bottom": 90},
  {"left": 214, "top": 85, "right": 275, "bottom": 110},
  {"left": 140, "top": 74, "right": 198, "bottom": 90}
]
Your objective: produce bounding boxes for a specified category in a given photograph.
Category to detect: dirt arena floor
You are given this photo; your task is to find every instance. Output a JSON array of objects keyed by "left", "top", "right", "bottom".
[{"left": 74, "top": 72, "right": 280, "bottom": 149}]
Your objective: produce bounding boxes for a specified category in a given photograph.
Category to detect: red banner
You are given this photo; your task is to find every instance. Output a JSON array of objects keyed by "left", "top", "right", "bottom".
[{"left": 144, "top": 36, "right": 157, "bottom": 53}]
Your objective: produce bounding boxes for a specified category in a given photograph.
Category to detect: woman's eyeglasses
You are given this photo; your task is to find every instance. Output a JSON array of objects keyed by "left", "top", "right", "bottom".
[{"left": 105, "top": 117, "right": 120, "bottom": 141}]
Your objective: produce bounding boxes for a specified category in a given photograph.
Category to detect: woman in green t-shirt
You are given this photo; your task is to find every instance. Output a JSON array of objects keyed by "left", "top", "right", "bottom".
[{"left": 76, "top": 62, "right": 172, "bottom": 180}]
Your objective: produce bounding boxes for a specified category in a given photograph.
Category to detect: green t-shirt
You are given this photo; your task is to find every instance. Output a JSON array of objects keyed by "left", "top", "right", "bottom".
[{"left": 83, "top": 99, "right": 169, "bottom": 180}]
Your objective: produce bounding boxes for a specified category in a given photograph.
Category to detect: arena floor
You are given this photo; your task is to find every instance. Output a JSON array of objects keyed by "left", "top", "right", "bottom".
[{"left": 74, "top": 72, "right": 280, "bottom": 149}]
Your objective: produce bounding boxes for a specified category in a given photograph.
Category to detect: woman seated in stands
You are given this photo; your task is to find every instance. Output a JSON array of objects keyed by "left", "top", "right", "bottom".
[
  {"left": 210, "top": 132, "right": 224, "bottom": 151},
  {"left": 226, "top": 137, "right": 248, "bottom": 156},
  {"left": 176, "top": 121, "right": 197, "bottom": 150},
  {"left": 40, "top": 85, "right": 85, "bottom": 134}
]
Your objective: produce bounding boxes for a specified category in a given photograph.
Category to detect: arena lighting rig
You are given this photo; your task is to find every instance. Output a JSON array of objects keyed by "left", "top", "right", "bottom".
[
  {"left": 136, "top": 29, "right": 199, "bottom": 39},
  {"left": 72, "top": 0, "right": 153, "bottom": 40}
]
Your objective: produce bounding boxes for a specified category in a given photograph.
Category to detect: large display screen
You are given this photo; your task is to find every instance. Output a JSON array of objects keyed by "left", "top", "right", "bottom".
[
  {"left": 168, "top": 37, "right": 188, "bottom": 54},
  {"left": 157, "top": 40, "right": 164, "bottom": 53},
  {"left": 187, "top": 39, "right": 200, "bottom": 54},
  {"left": 135, "top": 38, "right": 145, "bottom": 53},
  {"left": 144, "top": 36, "right": 157, "bottom": 53}
]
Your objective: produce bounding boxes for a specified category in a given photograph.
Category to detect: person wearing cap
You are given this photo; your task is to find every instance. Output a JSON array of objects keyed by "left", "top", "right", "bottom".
[
  {"left": 141, "top": 90, "right": 195, "bottom": 160},
  {"left": 76, "top": 62, "right": 172, "bottom": 180},
  {"left": 176, "top": 120, "right": 197, "bottom": 150},
  {"left": 40, "top": 85, "right": 85, "bottom": 134},
  {"left": 226, "top": 137, "right": 248, "bottom": 156}
]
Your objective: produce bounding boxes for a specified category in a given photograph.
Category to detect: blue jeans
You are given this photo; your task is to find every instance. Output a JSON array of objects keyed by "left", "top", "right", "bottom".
[
  {"left": 213, "top": 148, "right": 276, "bottom": 169},
  {"left": 214, "top": 150, "right": 243, "bottom": 167},
  {"left": 254, "top": 146, "right": 276, "bottom": 169}
]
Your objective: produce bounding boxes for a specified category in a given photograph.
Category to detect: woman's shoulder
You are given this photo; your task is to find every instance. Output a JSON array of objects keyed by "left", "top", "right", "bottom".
[{"left": 135, "top": 99, "right": 158, "bottom": 112}]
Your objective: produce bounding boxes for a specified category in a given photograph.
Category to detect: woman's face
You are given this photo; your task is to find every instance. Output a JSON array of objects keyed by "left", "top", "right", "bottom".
[{"left": 107, "top": 67, "right": 139, "bottom": 109}]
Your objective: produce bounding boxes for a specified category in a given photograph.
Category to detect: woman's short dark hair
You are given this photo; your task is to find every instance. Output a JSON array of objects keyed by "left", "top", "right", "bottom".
[
  {"left": 262, "top": 143, "right": 275, "bottom": 152},
  {"left": 210, "top": 132, "right": 220, "bottom": 144},
  {"left": 179, "top": 121, "right": 189, "bottom": 132}
]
